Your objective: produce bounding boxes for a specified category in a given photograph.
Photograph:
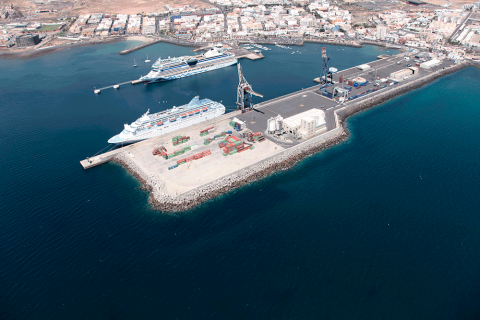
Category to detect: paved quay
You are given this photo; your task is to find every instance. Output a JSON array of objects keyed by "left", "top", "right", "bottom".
[{"left": 81, "top": 54, "right": 471, "bottom": 211}]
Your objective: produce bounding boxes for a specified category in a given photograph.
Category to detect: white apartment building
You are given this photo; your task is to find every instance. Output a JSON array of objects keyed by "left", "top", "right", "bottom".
[{"left": 142, "top": 17, "right": 157, "bottom": 34}]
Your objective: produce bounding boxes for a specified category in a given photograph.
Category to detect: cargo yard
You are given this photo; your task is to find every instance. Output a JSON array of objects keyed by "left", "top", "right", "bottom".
[{"left": 81, "top": 51, "right": 471, "bottom": 212}]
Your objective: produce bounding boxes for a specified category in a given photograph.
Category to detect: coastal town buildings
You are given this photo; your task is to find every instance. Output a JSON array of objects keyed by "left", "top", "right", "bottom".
[
  {"left": 127, "top": 15, "right": 142, "bottom": 34},
  {"left": 0, "top": 0, "right": 478, "bottom": 57}
]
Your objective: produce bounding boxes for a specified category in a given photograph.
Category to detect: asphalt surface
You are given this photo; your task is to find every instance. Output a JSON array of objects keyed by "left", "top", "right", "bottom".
[{"left": 233, "top": 53, "right": 457, "bottom": 149}]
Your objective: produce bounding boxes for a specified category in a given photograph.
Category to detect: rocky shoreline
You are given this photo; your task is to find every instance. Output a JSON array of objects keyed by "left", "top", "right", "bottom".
[
  {"left": 149, "top": 129, "right": 348, "bottom": 212},
  {"left": 111, "top": 61, "right": 476, "bottom": 213}
]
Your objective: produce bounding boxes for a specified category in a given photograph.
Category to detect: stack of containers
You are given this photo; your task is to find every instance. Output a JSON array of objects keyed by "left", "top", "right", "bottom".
[
  {"left": 222, "top": 135, "right": 254, "bottom": 156},
  {"left": 253, "top": 132, "right": 265, "bottom": 143},
  {"left": 152, "top": 146, "right": 167, "bottom": 156},
  {"left": 172, "top": 135, "right": 190, "bottom": 146},
  {"left": 200, "top": 126, "right": 215, "bottom": 137},
  {"left": 176, "top": 149, "right": 212, "bottom": 165},
  {"left": 163, "top": 145, "right": 193, "bottom": 160}
]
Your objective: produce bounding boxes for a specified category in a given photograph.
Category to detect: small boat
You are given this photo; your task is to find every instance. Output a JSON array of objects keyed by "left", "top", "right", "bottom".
[
  {"left": 133, "top": 58, "right": 137, "bottom": 68},
  {"left": 291, "top": 52, "right": 295, "bottom": 54},
  {"left": 145, "top": 54, "right": 150, "bottom": 63},
  {"left": 113, "top": 85, "right": 119, "bottom": 89},
  {"left": 94, "top": 89, "right": 101, "bottom": 94}
]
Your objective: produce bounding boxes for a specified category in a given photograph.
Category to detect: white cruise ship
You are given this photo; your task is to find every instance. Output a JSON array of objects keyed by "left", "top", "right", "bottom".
[
  {"left": 140, "top": 47, "right": 237, "bottom": 83},
  {"left": 108, "top": 96, "right": 225, "bottom": 145}
]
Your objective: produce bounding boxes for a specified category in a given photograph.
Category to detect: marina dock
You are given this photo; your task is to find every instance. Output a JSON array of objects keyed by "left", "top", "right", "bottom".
[{"left": 81, "top": 53, "right": 468, "bottom": 211}]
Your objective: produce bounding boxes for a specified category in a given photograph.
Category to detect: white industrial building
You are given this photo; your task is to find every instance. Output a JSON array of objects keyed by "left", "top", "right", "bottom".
[
  {"left": 390, "top": 68, "right": 413, "bottom": 80},
  {"left": 282, "top": 108, "right": 326, "bottom": 139},
  {"left": 419, "top": 59, "right": 441, "bottom": 69},
  {"left": 356, "top": 64, "right": 371, "bottom": 71}
]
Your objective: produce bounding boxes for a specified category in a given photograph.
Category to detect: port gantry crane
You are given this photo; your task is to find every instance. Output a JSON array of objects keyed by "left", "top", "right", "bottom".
[
  {"left": 236, "top": 62, "right": 263, "bottom": 113},
  {"left": 319, "top": 47, "right": 334, "bottom": 84}
]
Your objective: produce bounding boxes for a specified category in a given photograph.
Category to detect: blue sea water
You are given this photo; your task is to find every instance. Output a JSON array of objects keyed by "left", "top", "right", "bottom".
[{"left": 1, "top": 41, "right": 480, "bottom": 319}]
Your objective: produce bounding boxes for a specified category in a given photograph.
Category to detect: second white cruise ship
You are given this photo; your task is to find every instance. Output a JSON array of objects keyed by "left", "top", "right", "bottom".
[
  {"left": 140, "top": 47, "right": 237, "bottom": 83},
  {"left": 108, "top": 96, "right": 225, "bottom": 145}
]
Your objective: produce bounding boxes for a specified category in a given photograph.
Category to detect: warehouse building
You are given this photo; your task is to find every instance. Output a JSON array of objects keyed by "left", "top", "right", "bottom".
[
  {"left": 282, "top": 109, "right": 326, "bottom": 139},
  {"left": 15, "top": 34, "right": 40, "bottom": 47},
  {"left": 356, "top": 64, "right": 371, "bottom": 71},
  {"left": 390, "top": 68, "right": 413, "bottom": 80},
  {"left": 420, "top": 59, "right": 441, "bottom": 69}
]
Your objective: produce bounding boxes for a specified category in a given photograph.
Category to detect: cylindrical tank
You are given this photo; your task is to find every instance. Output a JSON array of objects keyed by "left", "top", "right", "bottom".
[
  {"left": 275, "top": 116, "right": 283, "bottom": 131},
  {"left": 268, "top": 118, "right": 276, "bottom": 133}
]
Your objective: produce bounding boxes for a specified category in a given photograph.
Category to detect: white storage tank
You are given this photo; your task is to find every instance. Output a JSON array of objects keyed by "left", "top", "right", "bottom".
[
  {"left": 275, "top": 115, "right": 283, "bottom": 131},
  {"left": 268, "top": 118, "right": 276, "bottom": 133}
]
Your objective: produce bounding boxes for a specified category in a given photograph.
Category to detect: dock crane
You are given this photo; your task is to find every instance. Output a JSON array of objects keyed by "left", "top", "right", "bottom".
[
  {"left": 236, "top": 62, "right": 263, "bottom": 113},
  {"left": 319, "top": 47, "right": 334, "bottom": 84}
]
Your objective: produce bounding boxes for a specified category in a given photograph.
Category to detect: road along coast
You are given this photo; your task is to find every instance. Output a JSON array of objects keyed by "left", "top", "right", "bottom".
[{"left": 82, "top": 59, "right": 475, "bottom": 213}]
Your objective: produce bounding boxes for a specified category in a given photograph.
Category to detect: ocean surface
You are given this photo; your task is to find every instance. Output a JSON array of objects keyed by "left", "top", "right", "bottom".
[{"left": 1, "top": 41, "right": 480, "bottom": 319}]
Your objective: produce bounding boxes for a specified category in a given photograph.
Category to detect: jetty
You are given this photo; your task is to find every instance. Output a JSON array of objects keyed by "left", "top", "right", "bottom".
[
  {"left": 119, "top": 39, "right": 163, "bottom": 55},
  {"left": 81, "top": 52, "right": 470, "bottom": 212}
]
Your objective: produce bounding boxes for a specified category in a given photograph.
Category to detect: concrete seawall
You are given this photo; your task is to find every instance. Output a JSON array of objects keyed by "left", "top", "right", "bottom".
[
  {"left": 304, "top": 39, "right": 362, "bottom": 48},
  {"left": 119, "top": 39, "right": 164, "bottom": 55},
  {"left": 119, "top": 38, "right": 207, "bottom": 55}
]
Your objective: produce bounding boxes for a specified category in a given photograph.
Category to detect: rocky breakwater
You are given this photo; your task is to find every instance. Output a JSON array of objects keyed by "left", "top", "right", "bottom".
[
  {"left": 112, "top": 153, "right": 168, "bottom": 202},
  {"left": 149, "top": 128, "right": 348, "bottom": 212},
  {"left": 336, "top": 61, "right": 474, "bottom": 123},
  {"left": 113, "top": 62, "right": 477, "bottom": 213}
]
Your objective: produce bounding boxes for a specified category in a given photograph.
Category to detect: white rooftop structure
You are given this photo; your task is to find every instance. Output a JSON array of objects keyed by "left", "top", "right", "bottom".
[
  {"left": 357, "top": 64, "right": 371, "bottom": 71},
  {"left": 420, "top": 59, "right": 441, "bottom": 69},
  {"left": 283, "top": 108, "right": 326, "bottom": 138}
]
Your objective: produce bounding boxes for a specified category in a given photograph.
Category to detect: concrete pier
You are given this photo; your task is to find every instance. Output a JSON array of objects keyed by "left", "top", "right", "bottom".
[
  {"left": 81, "top": 54, "right": 471, "bottom": 212},
  {"left": 119, "top": 39, "right": 163, "bottom": 55}
]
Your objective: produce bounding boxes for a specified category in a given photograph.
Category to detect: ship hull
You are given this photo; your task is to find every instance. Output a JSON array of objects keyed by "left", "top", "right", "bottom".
[
  {"left": 108, "top": 108, "right": 224, "bottom": 145},
  {"left": 142, "top": 58, "right": 237, "bottom": 83}
]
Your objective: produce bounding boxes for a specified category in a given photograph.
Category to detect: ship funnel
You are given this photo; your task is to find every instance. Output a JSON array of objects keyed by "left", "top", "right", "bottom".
[{"left": 187, "top": 96, "right": 200, "bottom": 107}]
